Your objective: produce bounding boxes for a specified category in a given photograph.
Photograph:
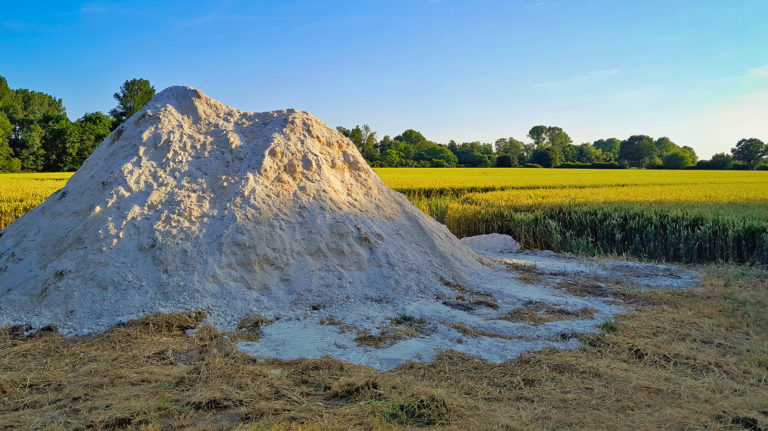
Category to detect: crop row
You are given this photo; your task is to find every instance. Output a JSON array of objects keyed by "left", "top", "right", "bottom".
[
  {"left": 375, "top": 167, "right": 768, "bottom": 197},
  {"left": 405, "top": 181, "right": 768, "bottom": 264}
]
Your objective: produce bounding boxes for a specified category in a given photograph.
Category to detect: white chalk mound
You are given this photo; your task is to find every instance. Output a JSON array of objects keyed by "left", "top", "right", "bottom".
[
  {"left": 0, "top": 86, "right": 480, "bottom": 333},
  {"left": 461, "top": 233, "right": 520, "bottom": 254},
  {"left": 0, "top": 86, "right": 667, "bottom": 370}
]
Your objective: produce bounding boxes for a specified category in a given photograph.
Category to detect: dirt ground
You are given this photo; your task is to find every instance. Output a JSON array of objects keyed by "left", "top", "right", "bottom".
[{"left": 1, "top": 264, "right": 766, "bottom": 430}]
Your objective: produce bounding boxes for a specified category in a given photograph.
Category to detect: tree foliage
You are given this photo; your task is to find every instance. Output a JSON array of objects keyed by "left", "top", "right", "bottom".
[
  {"left": 337, "top": 122, "right": 714, "bottom": 171},
  {"left": 337, "top": 124, "right": 378, "bottom": 160},
  {"left": 496, "top": 154, "right": 514, "bottom": 167},
  {"left": 528, "top": 125, "right": 572, "bottom": 148},
  {"left": 110, "top": 78, "right": 156, "bottom": 124},
  {"left": 0, "top": 75, "right": 759, "bottom": 172},
  {"left": 731, "top": 138, "right": 766, "bottom": 168},
  {"left": 527, "top": 126, "right": 548, "bottom": 147},
  {"left": 619, "top": 135, "right": 660, "bottom": 168},
  {"left": 592, "top": 138, "right": 621, "bottom": 160},
  {"left": 0, "top": 75, "right": 146, "bottom": 172}
]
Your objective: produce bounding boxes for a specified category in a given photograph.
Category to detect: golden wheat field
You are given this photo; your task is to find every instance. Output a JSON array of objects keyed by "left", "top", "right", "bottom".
[
  {"left": 373, "top": 168, "right": 768, "bottom": 263},
  {"left": 374, "top": 167, "right": 768, "bottom": 195},
  {"left": 0, "top": 173, "right": 71, "bottom": 230}
]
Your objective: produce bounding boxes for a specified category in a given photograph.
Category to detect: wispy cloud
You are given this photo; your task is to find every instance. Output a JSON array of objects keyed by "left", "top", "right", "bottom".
[
  {"left": 522, "top": 1, "right": 548, "bottom": 10},
  {"left": 79, "top": 1, "right": 130, "bottom": 15},
  {"left": 172, "top": 13, "right": 271, "bottom": 31},
  {"left": 747, "top": 65, "right": 768, "bottom": 78},
  {"left": 534, "top": 69, "right": 621, "bottom": 87},
  {"left": 573, "top": 69, "right": 621, "bottom": 82}
]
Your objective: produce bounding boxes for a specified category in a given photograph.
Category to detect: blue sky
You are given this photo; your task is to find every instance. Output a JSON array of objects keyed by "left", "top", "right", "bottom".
[{"left": 2, "top": 0, "right": 767, "bottom": 157}]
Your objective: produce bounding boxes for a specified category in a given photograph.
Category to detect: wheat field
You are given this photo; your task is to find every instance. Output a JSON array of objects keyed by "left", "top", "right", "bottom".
[{"left": 374, "top": 168, "right": 768, "bottom": 263}]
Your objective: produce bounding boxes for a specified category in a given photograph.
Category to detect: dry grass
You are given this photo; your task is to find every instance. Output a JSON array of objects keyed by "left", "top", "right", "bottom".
[
  {"left": 502, "top": 262, "right": 546, "bottom": 285},
  {"left": 495, "top": 301, "right": 597, "bottom": 324},
  {"left": 1, "top": 265, "right": 767, "bottom": 430}
]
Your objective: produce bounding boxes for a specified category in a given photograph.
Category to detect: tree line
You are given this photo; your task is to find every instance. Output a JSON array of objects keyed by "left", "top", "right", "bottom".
[
  {"left": 0, "top": 76, "right": 155, "bottom": 172},
  {"left": 339, "top": 124, "right": 768, "bottom": 170},
  {"left": 1, "top": 75, "right": 765, "bottom": 172}
]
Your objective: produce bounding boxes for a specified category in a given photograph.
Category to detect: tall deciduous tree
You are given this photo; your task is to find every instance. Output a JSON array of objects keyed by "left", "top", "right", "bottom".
[
  {"left": 576, "top": 143, "right": 604, "bottom": 163},
  {"left": 679, "top": 146, "right": 698, "bottom": 166},
  {"left": 527, "top": 125, "right": 548, "bottom": 147},
  {"left": 654, "top": 137, "right": 679, "bottom": 157},
  {"left": 709, "top": 153, "right": 734, "bottom": 170},
  {"left": 65, "top": 112, "right": 113, "bottom": 170},
  {"left": 110, "top": 78, "right": 156, "bottom": 124},
  {"left": 528, "top": 126, "right": 572, "bottom": 149},
  {"left": 496, "top": 154, "right": 514, "bottom": 167},
  {"left": 592, "top": 138, "right": 621, "bottom": 161},
  {"left": 731, "top": 138, "right": 766, "bottom": 168},
  {"left": 338, "top": 124, "right": 378, "bottom": 160},
  {"left": 0, "top": 112, "right": 17, "bottom": 171},
  {"left": 662, "top": 152, "right": 688, "bottom": 169},
  {"left": 14, "top": 123, "right": 45, "bottom": 171},
  {"left": 530, "top": 146, "right": 564, "bottom": 167},
  {"left": 40, "top": 114, "right": 73, "bottom": 171},
  {"left": 393, "top": 129, "right": 426, "bottom": 146},
  {"left": 545, "top": 127, "right": 572, "bottom": 147},
  {"left": 619, "top": 135, "right": 660, "bottom": 168},
  {"left": 495, "top": 137, "right": 525, "bottom": 158}
]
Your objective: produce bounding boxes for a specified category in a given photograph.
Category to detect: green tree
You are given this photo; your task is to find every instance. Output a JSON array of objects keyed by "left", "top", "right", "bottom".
[
  {"left": 496, "top": 154, "right": 515, "bottom": 167},
  {"left": 545, "top": 127, "right": 572, "bottom": 147},
  {"left": 40, "top": 114, "right": 73, "bottom": 171},
  {"left": 662, "top": 152, "right": 687, "bottom": 169},
  {"left": 560, "top": 143, "right": 578, "bottom": 162},
  {"left": 0, "top": 76, "right": 71, "bottom": 172},
  {"left": 709, "top": 153, "right": 734, "bottom": 170},
  {"left": 495, "top": 137, "right": 525, "bottom": 158},
  {"left": 64, "top": 112, "right": 113, "bottom": 169},
  {"left": 337, "top": 124, "right": 378, "bottom": 160},
  {"left": 654, "top": 137, "right": 679, "bottom": 157},
  {"left": 379, "top": 149, "right": 403, "bottom": 167},
  {"left": 659, "top": 145, "right": 696, "bottom": 169},
  {"left": 447, "top": 139, "right": 459, "bottom": 154},
  {"left": 5, "top": 88, "right": 65, "bottom": 120},
  {"left": 393, "top": 129, "right": 426, "bottom": 146},
  {"left": 528, "top": 125, "right": 571, "bottom": 148},
  {"left": 679, "top": 146, "right": 697, "bottom": 166},
  {"left": 530, "top": 146, "right": 564, "bottom": 167},
  {"left": 528, "top": 125, "right": 548, "bottom": 147},
  {"left": 420, "top": 144, "right": 458, "bottom": 167},
  {"left": 378, "top": 135, "right": 393, "bottom": 153},
  {"left": 619, "top": 135, "right": 660, "bottom": 168},
  {"left": 14, "top": 123, "right": 45, "bottom": 171},
  {"left": 0, "top": 112, "right": 17, "bottom": 171},
  {"left": 592, "top": 138, "right": 621, "bottom": 161},
  {"left": 110, "top": 78, "right": 156, "bottom": 124},
  {"left": 452, "top": 141, "right": 493, "bottom": 167},
  {"left": 388, "top": 140, "right": 416, "bottom": 160},
  {"left": 0, "top": 77, "right": 15, "bottom": 115},
  {"left": 731, "top": 138, "right": 766, "bottom": 168},
  {"left": 576, "top": 143, "right": 604, "bottom": 163}
]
